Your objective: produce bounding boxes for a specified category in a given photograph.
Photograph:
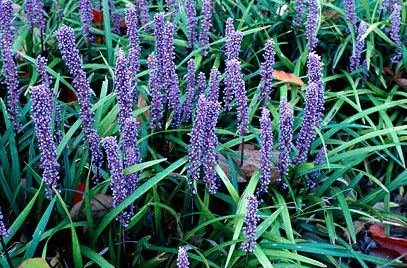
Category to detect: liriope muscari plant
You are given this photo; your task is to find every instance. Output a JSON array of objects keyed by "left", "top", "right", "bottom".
[
  {"left": 55, "top": 25, "right": 103, "bottom": 179},
  {"left": 135, "top": 0, "right": 150, "bottom": 30},
  {"left": 294, "top": 0, "right": 306, "bottom": 25},
  {"left": 224, "top": 18, "right": 243, "bottom": 62},
  {"left": 125, "top": 4, "right": 141, "bottom": 98},
  {"left": 390, "top": 2, "right": 402, "bottom": 64},
  {"left": 241, "top": 194, "right": 260, "bottom": 253},
  {"left": 199, "top": 0, "right": 213, "bottom": 56},
  {"left": 258, "top": 39, "right": 275, "bottom": 102},
  {"left": 31, "top": 84, "right": 60, "bottom": 197},
  {"left": 185, "top": 0, "right": 197, "bottom": 48},
  {"left": 78, "top": 0, "right": 94, "bottom": 42},
  {"left": 278, "top": 97, "right": 294, "bottom": 178},
  {"left": 108, "top": 0, "right": 122, "bottom": 34},
  {"left": 344, "top": 0, "right": 357, "bottom": 33},
  {"left": 207, "top": 67, "right": 220, "bottom": 103},
  {"left": 349, "top": 21, "right": 368, "bottom": 73},
  {"left": 114, "top": 49, "right": 133, "bottom": 128},
  {"left": 306, "top": 0, "right": 319, "bottom": 51},
  {"left": 197, "top": 72, "right": 206, "bottom": 96},
  {"left": 176, "top": 246, "right": 190, "bottom": 268},
  {"left": 308, "top": 147, "right": 326, "bottom": 189},
  {"left": 257, "top": 106, "right": 273, "bottom": 197},
  {"left": 0, "top": 0, "right": 20, "bottom": 128},
  {"left": 25, "top": 0, "right": 45, "bottom": 30},
  {"left": 181, "top": 59, "right": 196, "bottom": 124},
  {"left": 187, "top": 95, "right": 220, "bottom": 194},
  {"left": 0, "top": 210, "right": 10, "bottom": 237},
  {"left": 148, "top": 53, "right": 165, "bottom": 129}
]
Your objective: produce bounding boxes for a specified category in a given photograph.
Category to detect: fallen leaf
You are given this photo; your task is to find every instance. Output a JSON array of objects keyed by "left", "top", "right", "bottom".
[
  {"left": 137, "top": 94, "right": 151, "bottom": 123},
  {"left": 73, "top": 182, "right": 86, "bottom": 205},
  {"left": 369, "top": 248, "right": 400, "bottom": 260},
  {"left": 396, "top": 78, "right": 407, "bottom": 90},
  {"left": 92, "top": 9, "right": 104, "bottom": 23},
  {"left": 273, "top": 70, "right": 304, "bottom": 86},
  {"left": 323, "top": 10, "right": 340, "bottom": 20},
  {"left": 19, "top": 258, "right": 50, "bottom": 268},
  {"left": 70, "top": 193, "right": 112, "bottom": 219},
  {"left": 369, "top": 224, "right": 407, "bottom": 260}
]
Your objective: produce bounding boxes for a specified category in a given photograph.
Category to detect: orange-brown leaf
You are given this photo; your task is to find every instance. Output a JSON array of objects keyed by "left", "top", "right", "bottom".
[{"left": 273, "top": 70, "right": 304, "bottom": 86}]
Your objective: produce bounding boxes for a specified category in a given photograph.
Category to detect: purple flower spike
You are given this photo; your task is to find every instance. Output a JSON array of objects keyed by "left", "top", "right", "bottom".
[
  {"left": 278, "top": 97, "right": 293, "bottom": 177},
  {"left": 225, "top": 17, "right": 235, "bottom": 37},
  {"left": 1, "top": 0, "right": 20, "bottom": 128},
  {"left": 25, "top": 0, "right": 45, "bottom": 30},
  {"left": 241, "top": 194, "right": 260, "bottom": 253},
  {"left": 166, "top": 0, "right": 179, "bottom": 19},
  {"left": 224, "top": 59, "right": 248, "bottom": 136},
  {"left": 344, "top": 0, "right": 357, "bottom": 33},
  {"left": 164, "top": 22, "right": 180, "bottom": 112},
  {"left": 306, "top": 0, "right": 319, "bottom": 51},
  {"left": 182, "top": 59, "right": 196, "bottom": 124},
  {"left": 308, "top": 147, "right": 326, "bottom": 188},
  {"left": 257, "top": 106, "right": 273, "bottom": 197},
  {"left": 307, "top": 52, "right": 324, "bottom": 128},
  {"left": 148, "top": 53, "right": 164, "bottom": 129},
  {"left": 101, "top": 136, "right": 129, "bottom": 226},
  {"left": 185, "top": 0, "right": 197, "bottom": 48},
  {"left": 79, "top": 0, "right": 94, "bottom": 41},
  {"left": 187, "top": 95, "right": 208, "bottom": 194},
  {"left": 31, "top": 85, "right": 60, "bottom": 196},
  {"left": 0, "top": 210, "right": 10, "bottom": 237},
  {"left": 224, "top": 19, "right": 242, "bottom": 61},
  {"left": 136, "top": 0, "right": 150, "bottom": 30},
  {"left": 208, "top": 67, "right": 220, "bottom": 103},
  {"left": 294, "top": 0, "right": 306, "bottom": 25},
  {"left": 198, "top": 72, "right": 206, "bottom": 96},
  {"left": 202, "top": 100, "right": 220, "bottom": 194},
  {"left": 107, "top": 0, "right": 121, "bottom": 35},
  {"left": 36, "top": 56, "right": 51, "bottom": 87},
  {"left": 349, "top": 21, "right": 368, "bottom": 72},
  {"left": 115, "top": 49, "right": 132, "bottom": 127},
  {"left": 56, "top": 25, "right": 103, "bottom": 179},
  {"left": 126, "top": 4, "right": 141, "bottom": 94},
  {"left": 258, "top": 40, "right": 275, "bottom": 101},
  {"left": 176, "top": 246, "right": 190, "bottom": 268},
  {"left": 390, "top": 3, "right": 402, "bottom": 64},
  {"left": 199, "top": 0, "right": 213, "bottom": 56},
  {"left": 294, "top": 83, "right": 320, "bottom": 165}
]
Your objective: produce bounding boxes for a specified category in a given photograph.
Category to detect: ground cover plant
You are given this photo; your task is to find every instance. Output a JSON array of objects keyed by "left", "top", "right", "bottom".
[{"left": 0, "top": 0, "right": 407, "bottom": 267}]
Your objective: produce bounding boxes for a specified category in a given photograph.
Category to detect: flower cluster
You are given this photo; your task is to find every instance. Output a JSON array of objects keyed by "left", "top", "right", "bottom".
[
  {"left": 241, "top": 194, "right": 260, "bottom": 253},
  {"left": 307, "top": 52, "right": 324, "bottom": 128},
  {"left": 199, "top": 0, "right": 213, "bottom": 56},
  {"left": 208, "top": 67, "right": 221, "bottom": 103},
  {"left": 115, "top": 49, "right": 132, "bottom": 127},
  {"left": 108, "top": 0, "right": 122, "bottom": 34},
  {"left": 31, "top": 85, "right": 60, "bottom": 197},
  {"left": 278, "top": 97, "right": 293, "bottom": 177},
  {"left": 225, "top": 19, "right": 243, "bottom": 62},
  {"left": 25, "top": 0, "right": 45, "bottom": 30},
  {"left": 258, "top": 40, "right": 275, "bottom": 101},
  {"left": 176, "top": 246, "right": 190, "bottom": 268},
  {"left": 0, "top": 210, "right": 10, "bottom": 237},
  {"left": 181, "top": 59, "right": 196, "bottom": 124},
  {"left": 294, "top": 0, "right": 306, "bottom": 25},
  {"left": 344, "top": 0, "right": 357, "bottom": 33},
  {"left": 198, "top": 72, "right": 207, "bottom": 96},
  {"left": 349, "top": 21, "right": 368, "bottom": 72},
  {"left": 125, "top": 4, "right": 141, "bottom": 95},
  {"left": 308, "top": 147, "right": 326, "bottom": 188},
  {"left": 257, "top": 106, "right": 273, "bottom": 197},
  {"left": 185, "top": 0, "right": 197, "bottom": 48},
  {"left": 390, "top": 3, "right": 402, "bottom": 64},
  {"left": 135, "top": 0, "right": 150, "bottom": 30},
  {"left": 56, "top": 25, "right": 103, "bottom": 179},
  {"left": 166, "top": 0, "right": 178, "bottom": 19},
  {"left": 187, "top": 95, "right": 220, "bottom": 194},
  {"left": 224, "top": 59, "right": 248, "bottom": 136},
  {"left": 78, "top": 0, "right": 94, "bottom": 41},
  {"left": 148, "top": 53, "right": 164, "bottom": 129},
  {"left": 306, "top": 0, "right": 319, "bottom": 51},
  {"left": 1, "top": 0, "right": 20, "bottom": 128}
]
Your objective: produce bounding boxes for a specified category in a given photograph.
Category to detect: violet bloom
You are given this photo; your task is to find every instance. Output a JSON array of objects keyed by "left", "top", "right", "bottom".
[
  {"left": 187, "top": 95, "right": 208, "bottom": 194},
  {"left": 202, "top": 100, "right": 220, "bottom": 194},
  {"left": 308, "top": 147, "right": 325, "bottom": 188},
  {"left": 390, "top": 3, "right": 402, "bottom": 64},
  {"left": 0, "top": 0, "right": 20, "bottom": 128},
  {"left": 294, "top": 83, "right": 320, "bottom": 165},
  {"left": 166, "top": 0, "right": 178, "bottom": 19},
  {"left": 224, "top": 19, "right": 242, "bottom": 61},
  {"left": 108, "top": 0, "right": 121, "bottom": 35},
  {"left": 78, "top": 0, "right": 94, "bottom": 41},
  {"left": 182, "top": 59, "right": 196, "bottom": 124},
  {"left": 0, "top": 210, "right": 10, "bottom": 237},
  {"left": 224, "top": 59, "right": 248, "bottom": 136},
  {"left": 349, "top": 21, "right": 368, "bottom": 72},
  {"left": 258, "top": 40, "right": 275, "bottom": 101},
  {"left": 164, "top": 22, "right": 180, "bottom": 112},
  {"left": 306, "top": 0, "right": 319, "bottom": 51},
  {"left": 199, "top": 0, "right": 213, "bottom": 56},
  {"left": 176, "top": 246, "right": 190, "bottom": 268},
  {"left": 294, "top": 0, "right": 306, "bottom": 25},
  {"left": 121, "top": 117, "right": 141, "bottom": 226},
  {"left": 225, "top": 17, "right": 235, "bottom": 37},
  {"left": 115, "top": 49, "right": 132, "bottom": 127},
  {"left": 307, "top": 52, "right": 324, "bottom": 128},
  {"left": 344, "top": 0, "right": 357, "bottom": 33},
  {"left": 36, "top": 56, "right": 62, "bottom": 143},
  {"left": 154, "top": 13, "right": 166, "bottom": 88},
  {"left": 241, "top": 194, "right": 260, "bottom": 253},
  {"left": 198, "top": 72, "right": 206, "bottom": 96},
  {"left": 278, "top": 97, "right": 293, "bottom": 177},
  {"left": 208, "top": 67, "right": 220, "bottom": 102},
  {"left": 256, "top": 106, "right": 273, "bottom": 197},
  {"left": 148, "top": 53, "right": 164, "bottom": 129},
  {"left": 125, "top": 4, "right": 141, "bottom": 93},
  {"left": 135, "top": 0, "right": 150, "bottom": 30},
  {"left": 185, "top": 0, "right": 197, "bottom": 48},
  {"left": 31, "top": 84, "right": 60, "bottom": 196},
  {"left": 25, "top": 0, "right": 45, "bottom": 30},
  {"left": 56, "top": 25, "right": 103, "bottom": 179},
  {"left": 101, "top": 137, "right": 129, "bottom": 226}
]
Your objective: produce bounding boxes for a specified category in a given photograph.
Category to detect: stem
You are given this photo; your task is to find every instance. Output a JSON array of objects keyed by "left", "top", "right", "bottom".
[
  {"left": 240, "top": 137, "right": 245, "bottom": 167},
  {"left": 244, "top": 251, "right": 249, "bottom": 268},
  {"left": 40, "top": 28, "right": 44, "bottom": 55},
  {"left": 121, "top": 228, "right": 130, "bottom": 268},
  {"left": 0, "top": 236, "right": 13, "bottom": 268}
]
